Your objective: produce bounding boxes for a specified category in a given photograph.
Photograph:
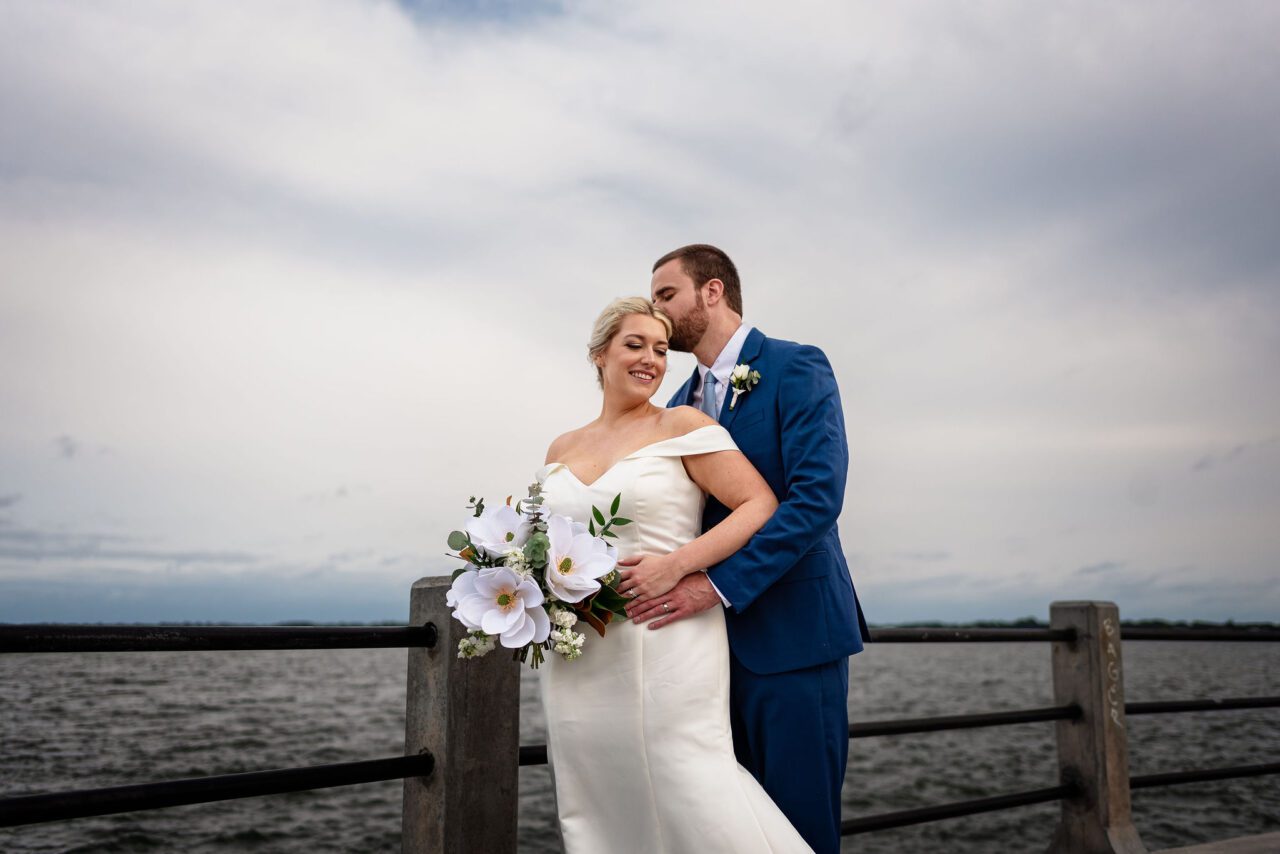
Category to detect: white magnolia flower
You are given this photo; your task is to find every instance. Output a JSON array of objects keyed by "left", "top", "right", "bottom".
[
  {"left": 544, "top": 515, "right": 618, "bottom": 604},
  {"left": 445, "top": 568, "right": 484, "bottom": 630},
  {"left": 453, "top": 565, "right": 550, "bottom": 648},
  {"left": 465, "top": 504, "right": 532, "bottom": 559}
]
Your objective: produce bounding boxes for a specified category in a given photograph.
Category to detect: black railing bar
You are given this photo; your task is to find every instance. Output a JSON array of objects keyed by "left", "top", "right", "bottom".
[
  {"left": 851, "top": 705, "right": 1081, "bottom": 738},
  {"left": 1126, "top": 697, "right": 1280, "bottom": 716},
  {"left": 0, "top": 624, "right": 438, "bottom": 654},
  {"left": 519, "top": 744, "right": 548, "bottom": 767},
  {"left": 1120, "top": 627, "right": 1280, "bottom": 642},
  {"left": 0, "top": 753, "right": 434, "bottom": 828},
  {"left": 1130, "top": 761, "right": 1280, "bottom": 791},
  {"left": 518, "top": 704, "right": 1084, "bottom": 768},
  {"left": 868, "top": 628, "right": 1075, "bottom": 643},
  {"left": 841, "top": 782, "right": 1081, "bottom": 835}
]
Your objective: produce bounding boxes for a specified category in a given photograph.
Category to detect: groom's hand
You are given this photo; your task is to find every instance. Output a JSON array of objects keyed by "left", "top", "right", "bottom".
[{"left": 628, "top": 572, "right": 721, "bottom": 630}]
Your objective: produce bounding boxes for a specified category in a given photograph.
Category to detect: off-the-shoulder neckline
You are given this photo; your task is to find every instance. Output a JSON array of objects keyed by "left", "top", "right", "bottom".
[{"left": 541, "top": 425, "right": 725, "bottom": 488}]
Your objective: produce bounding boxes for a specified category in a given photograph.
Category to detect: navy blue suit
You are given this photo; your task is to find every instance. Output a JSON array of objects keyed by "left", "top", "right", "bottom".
[{"left": 668, "top": 328, "right": 869, "bottom": 853}]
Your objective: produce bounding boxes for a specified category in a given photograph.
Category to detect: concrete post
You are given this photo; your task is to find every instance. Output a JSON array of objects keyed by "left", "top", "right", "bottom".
[
  {"left": 1046, "top": 601, "right": 1148, "bottom": 854},
  {"left": 402, "top": 576, "right": 521, "bottom": 854}
]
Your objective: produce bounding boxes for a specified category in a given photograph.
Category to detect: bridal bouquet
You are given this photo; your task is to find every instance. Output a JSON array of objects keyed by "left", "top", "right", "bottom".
[{"left": 444, "top": 482, "right": 633, "bottom": 667}]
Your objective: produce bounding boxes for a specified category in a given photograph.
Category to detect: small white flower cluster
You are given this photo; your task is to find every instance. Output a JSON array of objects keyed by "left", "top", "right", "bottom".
[
  {"left": 503, "top": 546, "right": 532, "bottom": 579},
  {"left": 457, "top": 630, "right": 496, "bottom": 659},
  {"left": 548, "top": 606, "right": 586, "bottom": 660}
]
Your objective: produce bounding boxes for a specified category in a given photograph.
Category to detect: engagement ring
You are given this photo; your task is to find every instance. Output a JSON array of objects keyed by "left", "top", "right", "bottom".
[{"left": 662, "top": 602, "right": 670, "bottom": 612}]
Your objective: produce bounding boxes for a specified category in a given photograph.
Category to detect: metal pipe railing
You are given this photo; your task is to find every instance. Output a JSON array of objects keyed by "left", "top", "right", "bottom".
[
  {"left": 0, "top": 624, "right": 437, "bottom": 653},
  {"left": 0, "top": 754, "right": 434, "bottom": 828}
]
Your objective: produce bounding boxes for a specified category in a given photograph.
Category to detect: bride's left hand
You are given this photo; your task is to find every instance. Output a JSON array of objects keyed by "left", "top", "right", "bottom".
[{"left": 616, "top": 553, "right": 686, "bottom": 604}]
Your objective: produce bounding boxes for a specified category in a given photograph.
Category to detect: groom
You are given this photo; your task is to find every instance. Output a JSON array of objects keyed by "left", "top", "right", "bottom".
[{"left": 625, "top": 244, "right": 870, "bottom": 853}]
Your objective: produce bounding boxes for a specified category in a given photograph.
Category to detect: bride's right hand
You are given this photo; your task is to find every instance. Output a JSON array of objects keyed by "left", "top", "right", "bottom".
[{"left": 615, "top": 552, "right": 691, "bottom": 603}]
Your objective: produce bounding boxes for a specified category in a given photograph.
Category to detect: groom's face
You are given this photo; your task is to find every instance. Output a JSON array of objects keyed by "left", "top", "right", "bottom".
[{"left": 651, "top": 260, "right": 709, "bottom": 353}]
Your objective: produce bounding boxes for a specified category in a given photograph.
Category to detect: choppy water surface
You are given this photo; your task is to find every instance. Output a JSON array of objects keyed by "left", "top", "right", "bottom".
[{"left": 1, "top": 641, "right": 1276, "bottom": 853}]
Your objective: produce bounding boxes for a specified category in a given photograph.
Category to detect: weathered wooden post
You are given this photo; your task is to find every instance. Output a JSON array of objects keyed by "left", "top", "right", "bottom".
[
  {"left": 1047, "top": 601, "right": 1148, "bottom": 854},
  {"left": 403, "top": 576, "right": 521, "bottom": 854}
]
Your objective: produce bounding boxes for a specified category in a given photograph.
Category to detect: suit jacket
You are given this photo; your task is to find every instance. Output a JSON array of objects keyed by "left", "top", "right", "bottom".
[{"left": 669, "top": 328, "right": 870, "bottom": 674}]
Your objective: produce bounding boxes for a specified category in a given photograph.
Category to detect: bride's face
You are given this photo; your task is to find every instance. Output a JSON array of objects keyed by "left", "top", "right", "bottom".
[{"left": 597, "top": 314, "right": 669, "bottom": 401}]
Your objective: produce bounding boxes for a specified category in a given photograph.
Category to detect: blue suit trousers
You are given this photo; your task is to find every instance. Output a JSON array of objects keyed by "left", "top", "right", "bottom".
[{"left": 729, "top": 652, "right": 850, "bottom": 854}]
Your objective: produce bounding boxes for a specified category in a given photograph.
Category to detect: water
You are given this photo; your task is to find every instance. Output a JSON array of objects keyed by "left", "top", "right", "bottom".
[{"left": 1, "top": 642, "right": 1276, "bottom": 852}]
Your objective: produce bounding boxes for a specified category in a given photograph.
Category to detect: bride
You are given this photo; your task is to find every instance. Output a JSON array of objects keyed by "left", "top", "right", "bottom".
[{"left": 535, "top": 297, "right": 813, "bottom": 853}]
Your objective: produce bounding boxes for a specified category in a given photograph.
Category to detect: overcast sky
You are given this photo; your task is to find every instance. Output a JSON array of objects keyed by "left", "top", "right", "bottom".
[{"left": 1, "top": 1, "right": 1277, "bottom": 624}]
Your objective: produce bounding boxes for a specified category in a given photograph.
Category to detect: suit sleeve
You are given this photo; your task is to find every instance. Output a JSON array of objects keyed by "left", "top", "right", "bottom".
[{"left": 706, "top": 345, "right": 849, "bottom": 611}]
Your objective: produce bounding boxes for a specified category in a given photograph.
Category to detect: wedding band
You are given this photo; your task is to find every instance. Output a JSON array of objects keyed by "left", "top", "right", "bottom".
[{"left": 627, "top": 590, "right": 638, "bottom": 598}]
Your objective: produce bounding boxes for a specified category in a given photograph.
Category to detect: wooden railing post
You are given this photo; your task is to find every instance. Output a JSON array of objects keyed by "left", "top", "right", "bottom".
[
  {"left": 1047, "top": 601, "right": 1148, "bottom": 854},
  {"left": 402, "top": 576, "right": 520, "bottom": 854}
]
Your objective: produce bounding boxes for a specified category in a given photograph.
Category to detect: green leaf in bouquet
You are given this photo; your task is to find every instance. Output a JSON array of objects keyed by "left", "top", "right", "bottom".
[
  {"left": 592, "top": 585, "right": 630, "bottom": 617},
  {"left": 451, "top": 566, "right": 470, "bottom": 581},
  {"left": 524, "top": 532, "right": 550, "bottom": 565},
  {"left": 611, "top": 517, "right": 632, "bottom": 526},
  {"left": 610, "top": 494, "right": 621, "bottom": 516},
  {"left": 589, "top": 520, "right": 597, "bottom": 537},
  {"left": 592, "top": 505, "right": 606, "bottom": 525},
  {"left": 447, "top": 531, "right": 469, "bottom": 551},
  {"left": 602, "top": 529, "right": 617, "bottom": 538}
]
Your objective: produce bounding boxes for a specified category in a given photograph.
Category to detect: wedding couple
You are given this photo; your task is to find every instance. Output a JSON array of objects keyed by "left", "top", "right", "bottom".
[{"left": 535, "top": 244, "right": 870, "bottom": 854}]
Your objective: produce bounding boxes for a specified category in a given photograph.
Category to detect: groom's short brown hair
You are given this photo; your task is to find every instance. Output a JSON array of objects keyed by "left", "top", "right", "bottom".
[{"left": 652, "top": 244, "right": 743, "bottom": 316}]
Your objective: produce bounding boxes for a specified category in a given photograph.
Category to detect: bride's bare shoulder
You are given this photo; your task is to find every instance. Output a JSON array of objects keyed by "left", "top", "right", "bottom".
[
  {"left": 660, "top": 405, "right": 717, "bottom": 437},
  {"left": 545, "top": 425, "right": 590, "bottom": 464}
]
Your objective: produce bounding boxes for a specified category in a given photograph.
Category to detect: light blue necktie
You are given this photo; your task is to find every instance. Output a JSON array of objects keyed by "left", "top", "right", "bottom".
[{"left": 699, "top": 371, "right": 720, "bottom": 421}]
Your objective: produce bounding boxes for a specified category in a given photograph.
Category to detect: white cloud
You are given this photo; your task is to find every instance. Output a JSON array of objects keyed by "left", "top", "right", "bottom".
[{"left": 1, "top": 0, "right": 1277, "bottom": 621}]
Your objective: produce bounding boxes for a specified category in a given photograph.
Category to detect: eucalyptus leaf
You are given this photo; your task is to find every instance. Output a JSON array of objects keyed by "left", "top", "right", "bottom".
[
  {"left": 524, "top": 532, "right": 550, "bottom": 565},
  {"left": 447, "top": 531, "right": 468, "bottom": 551}
]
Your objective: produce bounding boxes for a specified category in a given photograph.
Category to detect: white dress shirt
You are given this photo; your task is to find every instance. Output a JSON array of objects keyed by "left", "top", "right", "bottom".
[
  {"left": 689, "top": 323, "right": 753, "bottom": 416},
  {"left": 687, "top": 323, "right": 754, "bottom": 608}
]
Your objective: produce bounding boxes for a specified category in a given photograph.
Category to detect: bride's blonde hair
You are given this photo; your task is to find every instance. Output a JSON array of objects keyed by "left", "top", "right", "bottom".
[{"left": 588, "top": 297, "right": 673, "bottom": 387}]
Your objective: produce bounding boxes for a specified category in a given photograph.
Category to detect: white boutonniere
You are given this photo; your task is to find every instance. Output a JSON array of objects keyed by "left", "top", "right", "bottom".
[{"left": 728, "top": 363, "right": 761, "bottom": 410}]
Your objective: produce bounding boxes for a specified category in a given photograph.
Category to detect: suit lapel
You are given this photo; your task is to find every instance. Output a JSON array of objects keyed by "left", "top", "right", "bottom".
[
  {"left": 672, "top": 366, "right": 699, "bottom": 408},
  {"left": 718, "top": 328, "right": 766, "bottom": 432}
]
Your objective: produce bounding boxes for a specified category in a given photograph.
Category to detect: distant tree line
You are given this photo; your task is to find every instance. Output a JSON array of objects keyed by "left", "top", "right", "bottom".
[{"left": 5, "top": 618, "right": 1275, "bottom": 628}]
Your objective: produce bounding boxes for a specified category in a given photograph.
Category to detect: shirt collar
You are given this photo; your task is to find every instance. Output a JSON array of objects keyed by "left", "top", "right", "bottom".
[{"left": 698, "top": 324, "right": 753, "bottom": 387}]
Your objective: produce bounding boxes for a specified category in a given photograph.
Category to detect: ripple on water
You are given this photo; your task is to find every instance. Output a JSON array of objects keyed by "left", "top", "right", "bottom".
[{"left": 0, "top": 643, "right": 1276, "bottom": 853}]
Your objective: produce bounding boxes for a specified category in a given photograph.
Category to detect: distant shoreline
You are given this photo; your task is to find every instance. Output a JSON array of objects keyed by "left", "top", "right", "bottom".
[{"left": 3, "top": 618, "right": 1276, "bottom": 628}]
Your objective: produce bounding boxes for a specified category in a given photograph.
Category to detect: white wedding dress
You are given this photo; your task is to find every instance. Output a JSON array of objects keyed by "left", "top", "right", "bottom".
[{"left": 535, "top": 425, "right": 813, "bottom": 854}]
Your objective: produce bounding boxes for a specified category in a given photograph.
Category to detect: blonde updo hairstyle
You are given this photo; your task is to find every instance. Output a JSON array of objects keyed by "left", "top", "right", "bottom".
[{"left": 588, "top": 297, "right": 674, "bottom": 388}]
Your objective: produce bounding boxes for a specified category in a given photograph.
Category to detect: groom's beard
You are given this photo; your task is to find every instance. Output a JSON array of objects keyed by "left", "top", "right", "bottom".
[{"left": 668, "top": 296, "right": 710, "bottom": 352}]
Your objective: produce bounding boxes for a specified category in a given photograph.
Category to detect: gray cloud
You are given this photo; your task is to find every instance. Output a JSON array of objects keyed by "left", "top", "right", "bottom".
[
  {"left": 0, "top": 493, "right": 21, "bottom": 509},
  {"left": 0, "top": 526, "right": 259, "bottom": 566},
  {"left": 397, "top": 0, "right": 563, "bottom": 25},
  {"left": 1, "top": 2, "right": 1277, "bottom": 624},
  {"left": 1076, "top": 561, "right": 1124, "bottom": 577},
  {"left": 893, "top": 550, "right": 952, "bottom": 562},
  {"left": 1192, "top": 435, "right": 1280, "bottom": 472}
]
